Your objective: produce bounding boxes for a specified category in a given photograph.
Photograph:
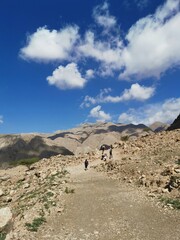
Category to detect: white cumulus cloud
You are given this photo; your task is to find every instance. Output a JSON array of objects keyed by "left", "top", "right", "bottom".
[
  {"left": 120, "top": 0, "right": 180, "bottom": 79},
  {"left": 47, "top": 63, "right": 87, "bottom": 90},
  {"left": 78, "top": 31, "right": 123, "bottom": 69},
  {"left": 89, "top": 105, "right": 111, "bottom": 122},
  {"left": 78, "top": 0, "right": 180, "bottom": 80},
  {"left": 81, "top": 84, "right": 154, "bottom": 107},
  {"left": 20, "top": 25, "right": 79, "bottom": 62},
  {"left": 119, "top": 83, "right": 155, "bottom": 101},
  {"left": 118, "top": 97, "right": 180, "bottom": 125}
]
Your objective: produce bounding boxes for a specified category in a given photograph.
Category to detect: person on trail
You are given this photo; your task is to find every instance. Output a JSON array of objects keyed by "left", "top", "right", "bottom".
[
  {"left": 101, "top": 145, "right": 105, "bottom": 154},
  {"left": 84, "top": 159, "right": 89, "bottom": 170},
  {"left": 101, "top": 153, "right": 107, "bottom": 161},
  {"left": 109, "top": 145, "right": 113, "bottom": 159},
  {"left": 103, "top": 153, "right": 107, "bottom": 161}
]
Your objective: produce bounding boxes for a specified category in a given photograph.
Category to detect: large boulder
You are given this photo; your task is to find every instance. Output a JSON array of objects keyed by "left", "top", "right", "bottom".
[{"left": 0, "top": 207, "right": 13, "bottom": 231}]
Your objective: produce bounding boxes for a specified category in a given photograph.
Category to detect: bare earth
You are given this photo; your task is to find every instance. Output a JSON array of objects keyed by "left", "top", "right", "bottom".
[{"left": 38, "top": 160, "right": 180, "bottom": 240}]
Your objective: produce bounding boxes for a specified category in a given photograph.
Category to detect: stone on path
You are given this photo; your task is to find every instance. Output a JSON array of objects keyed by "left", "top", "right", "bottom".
[{"left": 0, "top": 207, "right": 13, "bottom": 231}]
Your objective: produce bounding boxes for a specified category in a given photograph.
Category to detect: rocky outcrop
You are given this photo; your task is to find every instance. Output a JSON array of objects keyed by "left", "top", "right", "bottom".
[
  {"left": 0, "top": 153, "right": 86, "bottom": 239},
  {"left": 95, "top": 129, "right": 180, "bottom": 206},
  {"left": 167, "top": 114, "right": 180, "bottom": 131}
]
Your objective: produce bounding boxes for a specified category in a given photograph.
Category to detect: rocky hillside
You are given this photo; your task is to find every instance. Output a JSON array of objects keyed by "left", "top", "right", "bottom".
[
  {"left": 0, "top": 129, "right": 179, "bottom": 239},
  {"left": 0, "top": 122, "right": 152, "bottom": 165},
  {"left": 95, "top": 129, "right": 180, "bottom": 203},
  {"left": 48, "top": 122, "right": 152, "bottom": 154},
  {"left": 0, "top": 134, "right": 73, "bottom": 166},
  {"left": 149, "top": 121, "right": 169, "bottom": 132},
  {"left": 167, "top": 114, "right": 180, "bottom": 131}
]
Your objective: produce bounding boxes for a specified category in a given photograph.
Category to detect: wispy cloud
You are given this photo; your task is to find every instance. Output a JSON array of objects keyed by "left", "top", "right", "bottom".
[
  {"left": 92, "top": 2, "right": 117, "bottom": 30},
  {"left": 47, "top": 63, "right": 87, "bottom": 90},
  {"left": 0, "top": 116, "right": 3, "bottom": 124},
  {"left": 134, "top": 0, "right": 149, "bottom": 10},
  {"left": 85, "top": 69, "right": 95, "bottom": 79},
  {"left": 81, "top": 84, "right": 155, "bottom": 107},
  {"left": 20, "top": 25, "right": 79, "bottom": 62},
  {"left": 118, "top": 97, "right": 180, "bottom": 125},
  {"left": 78, "top": 31, "right": 123, "bottom": 69},
  {"left": 89, "top": 105, "right": 111, "bottom": 122}
]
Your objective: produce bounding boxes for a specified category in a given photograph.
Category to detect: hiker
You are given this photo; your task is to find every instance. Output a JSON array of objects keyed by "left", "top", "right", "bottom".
[
  {"left": 101, "top": 154, "right": 105, "bottom": 160},
  {"left": 101, "top": 153, "right": 107, "bottom": 161},
  {"left": 103, "top": 153, "right": 107, "bottom": 161},
  {"left": 84, "top": 159, "right": 89, "bottom": 170},
  {"left": 101, "top": 145, "right": 105, "bottom": 154},
  {"left": 109, "top": 145, "right": 113, "bottom": 159}
]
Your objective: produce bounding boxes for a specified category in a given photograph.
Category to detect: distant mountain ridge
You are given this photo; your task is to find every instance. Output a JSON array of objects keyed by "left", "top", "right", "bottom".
[
  {"left": 149, "top": 122, "right": 169, "bottom": 132},
  {"left": 0, "top": 122, "right": 153, "bottom": 165}
]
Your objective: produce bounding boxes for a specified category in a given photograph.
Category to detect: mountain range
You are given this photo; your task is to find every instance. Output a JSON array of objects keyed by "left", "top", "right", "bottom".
[{"left": 0, "top": 114, "right": 179, "bottom": 166}]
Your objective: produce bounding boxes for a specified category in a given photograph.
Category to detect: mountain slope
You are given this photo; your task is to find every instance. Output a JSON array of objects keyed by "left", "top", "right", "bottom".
[{"left": 167, "top": 114, "right": 180, "bottom": 131}]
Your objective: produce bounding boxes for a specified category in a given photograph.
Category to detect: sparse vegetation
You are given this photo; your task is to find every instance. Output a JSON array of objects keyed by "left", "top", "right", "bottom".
[
  {"left": 160, "top": 197, "right": 180, "bottom": 210},
  {"left": 65, "top": 187, "right": 75, "bottom": 194},
  {"left": 25, "top": 216, "right": 46, "bottom": 232},
  {"left": 10, "top": 157, "right": 40, "bottom": 167},
  {"left": 0, "top": 232, "right": 6, "bottom": 240},
  {"left": 121, "top": 136, "right": 129, "bottom": 141},
  {"left": 42, "top": 191, "right": 56, "bottom": 209},
  {"left": 143, "top": 128, "right": 151, "bottom": 132},
  {"left": 176, "top": 159, "right": 180, "bottom": 165}
]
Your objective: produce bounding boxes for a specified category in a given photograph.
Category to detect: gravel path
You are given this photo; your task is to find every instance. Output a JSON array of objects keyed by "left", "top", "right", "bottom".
[{"left": 38, "top": 160, "right": 180, "bottom": 240}]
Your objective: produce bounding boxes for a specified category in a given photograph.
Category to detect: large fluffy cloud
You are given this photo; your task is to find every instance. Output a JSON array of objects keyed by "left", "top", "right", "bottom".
[
  {"left": 78, "top": 31, "right": 123, "bottom": 68},
  {"left": 120, "top": 0, "right": 180, "bottom": 79},
  {"left": 81, "top": 83, "right": 155, "bottom": 107},
  {"left": 47, "top": 63, "right": 87, "bottom": 90},
  {"left": 89, "top": 105, "right": 111, "bottom": 122},
  {"left": 118, "top": 97, "right": 180, "bottom": 125},
  {"left": 20, "top": 25, "right": 79, "bottom": 62},
  {"left": 20, "top": 0, "right": 180, "bottom": 87},
  {"left": 78, "top": 0, "right": 180, "bottom": 80}
]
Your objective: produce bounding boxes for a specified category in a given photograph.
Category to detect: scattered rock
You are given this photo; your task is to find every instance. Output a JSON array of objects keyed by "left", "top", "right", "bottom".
[
  {"left": 0, "top": 189, "right": 4, "bottom": 197},
  {"left": 0, "top": 207, "right": 13, "bottom": 231}
]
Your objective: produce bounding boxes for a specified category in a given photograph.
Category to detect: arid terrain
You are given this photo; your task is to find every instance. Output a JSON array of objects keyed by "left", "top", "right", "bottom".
[{"left": 0, "top": 127, "right": 180, "bottom": 240}]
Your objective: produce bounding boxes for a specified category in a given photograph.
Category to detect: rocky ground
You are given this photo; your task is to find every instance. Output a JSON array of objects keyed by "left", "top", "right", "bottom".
[{"left": 0, "top": 129, "right": 179, "bottom": 239}]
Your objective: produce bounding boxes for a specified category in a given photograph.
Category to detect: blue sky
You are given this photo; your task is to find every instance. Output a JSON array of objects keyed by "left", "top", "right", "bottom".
[{"left": 0, "top": 0, "right": 180, "bottom": 133}]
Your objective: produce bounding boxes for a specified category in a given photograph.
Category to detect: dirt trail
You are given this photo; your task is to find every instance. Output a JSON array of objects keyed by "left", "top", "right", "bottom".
[{"left": 38, "top": 160, "right": 180, "bottom": 240}]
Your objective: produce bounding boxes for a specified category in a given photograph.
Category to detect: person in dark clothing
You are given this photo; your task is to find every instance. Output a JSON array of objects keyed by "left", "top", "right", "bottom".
[
  {"left": 84, "top": 159, "right": 89, "bottom": 170},
  {"left": 109, "top": 145, "right": 113, "bottom": 159},
  {"left": 101, "top": 145, "right": 105, "bottom": 154}
]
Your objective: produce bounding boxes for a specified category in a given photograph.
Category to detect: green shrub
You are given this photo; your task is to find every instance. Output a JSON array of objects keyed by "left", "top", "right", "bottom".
[
  {"left": 121, "top": 136, "right": 129, "bottom": 141},
  {"left": 0, "top": 232, "right": 6, "bottom": 240},
  {"left": 176, "top": 159, "right": 180, "bottom": 165},
  {"left": 160, "top": 197, "right": 180, "bottom": 210},
  {"left": 25, "top": 216, "right": 46, "bottom": 232},
  {"left": 143, "top": 128, "right": 151, "bottom": 132}
]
